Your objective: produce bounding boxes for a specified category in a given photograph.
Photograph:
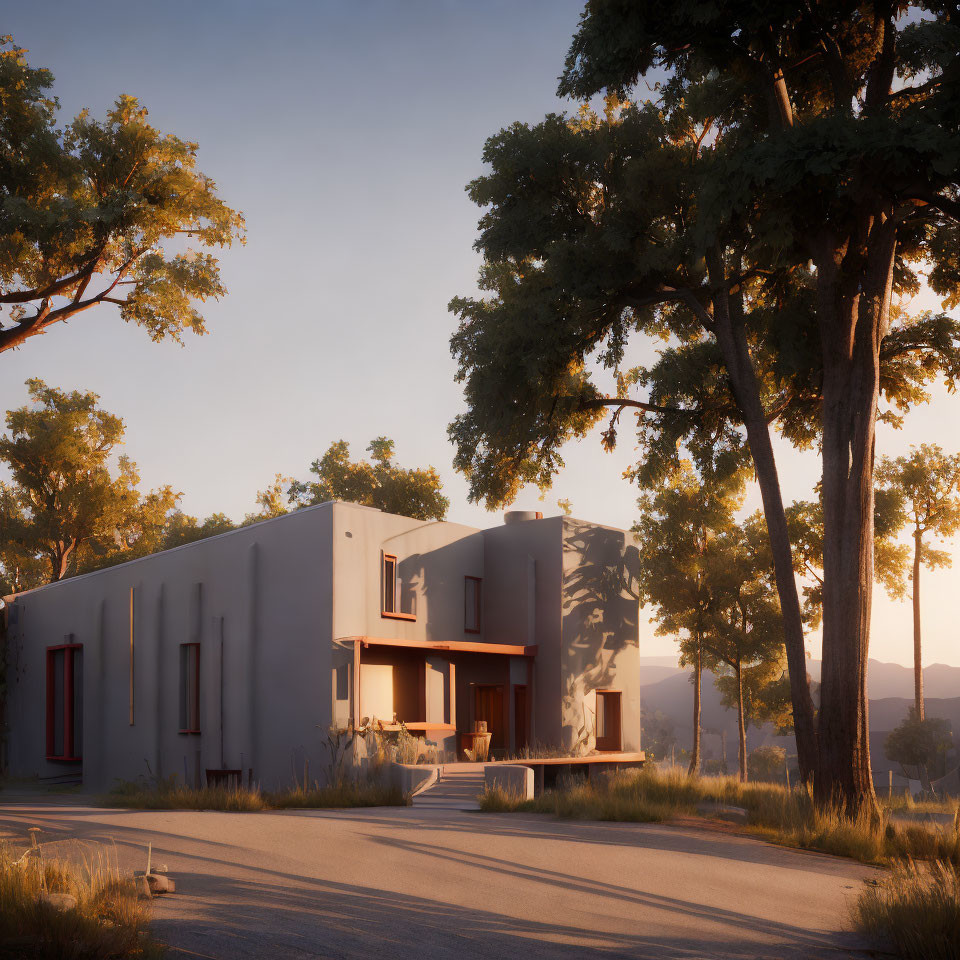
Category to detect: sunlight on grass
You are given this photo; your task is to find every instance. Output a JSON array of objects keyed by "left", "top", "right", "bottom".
[
  {"left": 0, "top": 838, "right": 161, "bottom": 959},
  {"left": 851, "top": 859, "right": 960, "bottom": 960},
  {"left": 480, "top": 766, "right": 960, "bottom": 867}
]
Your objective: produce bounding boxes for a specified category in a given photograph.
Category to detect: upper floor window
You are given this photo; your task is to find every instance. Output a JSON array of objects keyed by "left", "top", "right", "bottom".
[
  {"left": 465, "top": 576, "right": 482, "bottom": 633},
  {"left": 382, "top": 552, "right": 415, "bottom": 620},
  {"left": 46, "top": 643, "right": 83, "bottom": 761}
]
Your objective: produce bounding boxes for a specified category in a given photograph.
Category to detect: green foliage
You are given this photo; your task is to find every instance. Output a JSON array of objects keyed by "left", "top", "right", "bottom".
[
  {"left": 0, "top": 36, "right": 244, "bottom": 354},
  {"left": 748, "top": 744, "right": 787, "bottom": 783},
  {"left": 0, "top": 380, "right": 181, "bottom": 587},
  {"left": 886, "top": 709, "right": 955, "bottom": 780},
  {"left": 287, "top": 437, "right": 449, "bottom": 521},
  {"left": 876, "top": 443, "right": 960, "bottom": 587}
]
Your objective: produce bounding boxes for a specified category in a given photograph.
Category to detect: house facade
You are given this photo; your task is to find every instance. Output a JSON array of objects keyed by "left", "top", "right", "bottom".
[{"left": 2, "top": 502, "right": 642, "bottom": 790}]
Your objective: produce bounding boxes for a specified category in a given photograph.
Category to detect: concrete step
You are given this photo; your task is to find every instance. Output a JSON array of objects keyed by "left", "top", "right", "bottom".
[{"left": 412, "top": 770, "right": 486, "bottom": 811}]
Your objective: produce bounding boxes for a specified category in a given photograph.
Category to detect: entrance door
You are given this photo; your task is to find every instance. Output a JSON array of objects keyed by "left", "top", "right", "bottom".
[
  {"left": 595, "top": 691, "right": 622, "bottom": 752},
  {"left": 474, "top": 684, "right": 505, "bottom": 752},
  {"left": 514, "top": 685, "right": 529, "bottom": 752}
]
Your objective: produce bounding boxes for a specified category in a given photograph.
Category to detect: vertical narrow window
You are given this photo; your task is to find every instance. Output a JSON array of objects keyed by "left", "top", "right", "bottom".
[
  {"left": 46, "top": 643, "right": 83, "bottom": 760},
  {"left": 128, "top": 586, "right": 135, "bottom": 725},
  {"left": 382, "top": 553, "right": 397, "bottom": 614},
  {"left": 464, "top": 576, "right": 482, "bottom": 633},
  {"left": 595, "top": 691, "right": 622, "bottom": 752},
  {"left": 179, "top": 643, "right": 201, "bottom": 733}
]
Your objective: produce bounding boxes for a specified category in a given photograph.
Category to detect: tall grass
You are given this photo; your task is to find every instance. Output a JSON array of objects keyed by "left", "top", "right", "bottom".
[
  {"left": 851, "top": 859, "right": 960, "bottom": 960},
  {"left": 0, "top": 838, "right": 161, "bottom": 959},
  {"left": 480, "top": 766, "right": 960, "bottom": 867},
  {"left": 105, "top": 774, "right": 409, "bottom": 811}
]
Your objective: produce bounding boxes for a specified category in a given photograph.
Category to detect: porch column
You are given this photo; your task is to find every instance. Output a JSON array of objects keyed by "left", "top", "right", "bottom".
[
  {"left": 352, "top": 640, "right": 361, "bottom": 726},
  {"left": 526, "top": 656, "right": 535, "bottom": 745}
]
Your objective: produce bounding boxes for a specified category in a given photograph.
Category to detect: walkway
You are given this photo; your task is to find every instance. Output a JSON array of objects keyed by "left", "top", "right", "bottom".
[
  {"left": 0, "top": 799, "right": 879, "bottom": 959},
  {"left": 411, "top": 763, "right": 485, "bottom": 811}
]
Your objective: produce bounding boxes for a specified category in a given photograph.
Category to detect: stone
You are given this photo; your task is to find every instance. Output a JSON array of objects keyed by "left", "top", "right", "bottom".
[
  {"left": 37, "top": 892, "right": 77, "bottom": 912},
  {"left": 145, "top": 873, "right": 175, "bottom": 894}
]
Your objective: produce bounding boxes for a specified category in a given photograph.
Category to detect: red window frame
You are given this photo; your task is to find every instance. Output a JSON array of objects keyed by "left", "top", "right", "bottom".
[
  {"left": 381, "top": 552, "right": 415, "bottom": 621},
  {"left": 46, "top": 643, "right": 82, "bottom": 762},
  {"left": 179, "top": 642, "right": 201, "bottom": 734},
  {"left": 464, "top": 576, "right": 482, "bottom": 634}
]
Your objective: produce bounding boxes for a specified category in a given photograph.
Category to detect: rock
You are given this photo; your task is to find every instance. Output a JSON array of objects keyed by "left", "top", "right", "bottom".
[
  {"left": 153, "top": 864, "right": 168, "bottom": 874},
  {"left": 143, "top": 873, "right": 175, "bottom": 895},
  {"left": 37, "top": 892, "right": 77, "bottom": 912}
]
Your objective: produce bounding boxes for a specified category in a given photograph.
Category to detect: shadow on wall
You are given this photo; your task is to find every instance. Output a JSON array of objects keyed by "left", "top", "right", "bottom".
[{"left": 561, "top": 522, "right": 641, "bottom": 753}]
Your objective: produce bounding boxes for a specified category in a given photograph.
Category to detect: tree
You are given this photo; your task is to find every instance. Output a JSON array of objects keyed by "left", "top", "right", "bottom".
[
  {"left": 162, "top": 510, "right": 235, "bottom": 549},
  {"left": 288, "top": 438, "right": 449, "bottom": 521},
  {"left": 247, "top": 474, "right": 293, "bottom": 523},
  {"left": 876, "top": 444, "right": 960, "bottom": 720},
  {"left": 703, "top": 515, "right": 787, "bottom": 782},
  {"left": 885, "top": 708, "right": 954, "bottom": 783},
  {"left": 0, "top": 380, "right": 179, "bottom": 586},
  {"left": 635, "top": 463, "right": 743, "bottom": 774},
  {"left": 0, "top": 37, "right": 244, "bottom": 354},
  {"left": 449, "top": 3, "right": 960, "bottom": 812}
]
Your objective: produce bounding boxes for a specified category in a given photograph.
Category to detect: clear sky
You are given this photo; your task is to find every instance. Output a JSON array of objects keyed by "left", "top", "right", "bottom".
[{"left": 4, "top": 1, "right": 959, "bottom": 668}]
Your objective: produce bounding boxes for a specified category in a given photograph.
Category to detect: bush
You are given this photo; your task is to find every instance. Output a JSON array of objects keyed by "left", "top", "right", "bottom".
[{"left": 748, "top": 744, "right": 786, "bottom": 783}]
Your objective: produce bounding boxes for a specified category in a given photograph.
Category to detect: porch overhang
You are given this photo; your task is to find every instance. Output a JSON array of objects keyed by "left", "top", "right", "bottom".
[{"left": 341, "top": 636, "right": 537, "bottom": 657}]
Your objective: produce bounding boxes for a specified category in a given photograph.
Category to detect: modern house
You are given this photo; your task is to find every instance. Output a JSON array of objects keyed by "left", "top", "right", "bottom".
[{"left": 2, "top": 502, "right": 643, "bottom": 790}]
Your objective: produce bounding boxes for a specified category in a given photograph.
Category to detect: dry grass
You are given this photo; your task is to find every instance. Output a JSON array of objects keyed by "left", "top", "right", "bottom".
[
  {"left": 480, "top": 766, "right": 960, "bottom": 867},
  {"left": 851, "top": 859, "right": 960, "bottom": 960},
  {"left": 105, "top": 775, "right": 408, "bottom": 811},
  {"left": 266, "top": 780, "right": 408, "bottom": 809},
  {"left": 0, "top": 838, "right": 162, "bottom": 959}
]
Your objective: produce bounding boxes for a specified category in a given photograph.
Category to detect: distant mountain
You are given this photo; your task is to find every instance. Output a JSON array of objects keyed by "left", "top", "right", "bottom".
[
  {"left": 639, "top": 659, "right": 960, "bottom": 775},
  {"left": 641, "top": 657, "right": 960, "bottom": 701}
]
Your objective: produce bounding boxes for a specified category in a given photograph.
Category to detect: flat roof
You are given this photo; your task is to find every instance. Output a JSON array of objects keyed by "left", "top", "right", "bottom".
[{"left": 342, "top": 636, "right": 537, "bottom": 657}]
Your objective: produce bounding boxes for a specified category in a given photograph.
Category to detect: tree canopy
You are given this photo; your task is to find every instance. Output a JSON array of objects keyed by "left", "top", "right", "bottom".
[
  {"left": 450, "top": 0, "right": 960, "bottom": 811},
  {"left": 0, "top": 37, "right": 244, "bottom": 354},
  {"left": 287, "top": 438, "right": 449, "bottom": 521},
  {"left": 0, "top": 380, "right": 179, "bottom": 587},
  {"left": 875, "top": 443, "right": 960, "bottom": 719}
]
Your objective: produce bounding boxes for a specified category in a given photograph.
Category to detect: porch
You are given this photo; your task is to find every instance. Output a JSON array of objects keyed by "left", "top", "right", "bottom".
[{"left": 337, "top": 636, "right": 537, "bottom": 759}]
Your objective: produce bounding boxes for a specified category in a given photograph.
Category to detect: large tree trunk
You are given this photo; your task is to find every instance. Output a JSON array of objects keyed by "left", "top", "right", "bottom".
[
  {"left": 912, "top": 528, "right": 924, "bottom": 720},
  {"left": 688, "top": 640, "right": 702, "bottom": 775},
  {"left": 706, "top": 253, "right": 819, "bottom": 786},
  {"left": 813, "top": 222, "right": 895, "bottom": 815},
  {"left": 736, "top": 659, "right": 747, "bottom": 783}
]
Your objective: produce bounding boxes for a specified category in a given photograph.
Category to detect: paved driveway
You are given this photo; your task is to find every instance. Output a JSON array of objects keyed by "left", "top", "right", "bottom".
[{"left": 0, "top": 800, "right": 877, "bottom": 959}]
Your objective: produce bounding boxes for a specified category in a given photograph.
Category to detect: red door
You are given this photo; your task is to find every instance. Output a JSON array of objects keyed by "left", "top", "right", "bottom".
[{"left": 474, "top": 685, "right": 505, "bottom": 752}]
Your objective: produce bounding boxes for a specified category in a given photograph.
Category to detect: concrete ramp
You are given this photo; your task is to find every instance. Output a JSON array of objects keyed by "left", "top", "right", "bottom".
[{"left": 411, "top": 764, "right": 486, "bottom": 811}]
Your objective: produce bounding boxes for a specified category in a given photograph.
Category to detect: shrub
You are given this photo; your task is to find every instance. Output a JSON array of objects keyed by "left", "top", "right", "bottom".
[{"left": 747, "top": 744, "right": 787, "bottom": 783}]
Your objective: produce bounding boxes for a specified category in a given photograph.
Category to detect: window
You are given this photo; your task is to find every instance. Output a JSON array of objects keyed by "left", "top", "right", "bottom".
[
  {"left": 381, "top": 552, "right": 415, "bottom": 620},
  {"left": 179, "top": 643, "right": 200, "bottom": 733},
  {"left": 464, "top": 576, "right": 482, "bottom": 633},
  {"left": 595, "top": 690, "right": 622, "bottom": 752},
  {"left": 46, "top": 643, "right": 82, "bottom": 761}
]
